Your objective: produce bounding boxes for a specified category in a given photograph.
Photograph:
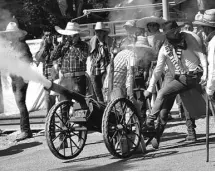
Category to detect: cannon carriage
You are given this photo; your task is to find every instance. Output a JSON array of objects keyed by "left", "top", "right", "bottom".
[{"left": 45, "top": 77, "right": 146, "bottom": 160}]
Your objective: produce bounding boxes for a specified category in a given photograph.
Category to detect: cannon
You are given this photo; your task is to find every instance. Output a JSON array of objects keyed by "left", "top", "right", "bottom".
[{"left": 44, "top": 80, "right": 142, "bottom": 160}]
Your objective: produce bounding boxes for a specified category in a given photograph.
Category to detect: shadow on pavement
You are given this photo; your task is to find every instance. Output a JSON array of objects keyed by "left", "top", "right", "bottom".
[
  {"left": 0, "top": 141, "right": 42, "bottom": 157},
  {"left": 63, "top": 153, "right": 111, "bottom": 163},
  {"left": 52, "top": 150, "right": 178, "bottom": 171},
  {"left": 161, "top": 136, "right": 215, "bottom": 150}
]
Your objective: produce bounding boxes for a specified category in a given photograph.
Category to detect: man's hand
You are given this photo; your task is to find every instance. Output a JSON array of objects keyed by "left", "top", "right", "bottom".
[
  {"left": 144, "top": 90, "right": 152, "bottom": 99},
  {"left": 199, "top": 74, "right": 207, "bottom": 86}
]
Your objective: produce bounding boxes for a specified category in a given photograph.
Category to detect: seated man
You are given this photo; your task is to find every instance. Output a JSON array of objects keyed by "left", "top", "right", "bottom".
[{"left": 144, "top": 20, "right": 207, "bottom": 145}]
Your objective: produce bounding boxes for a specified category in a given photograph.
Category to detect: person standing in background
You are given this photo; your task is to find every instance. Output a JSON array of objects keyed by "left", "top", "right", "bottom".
[
  {"left": 35, "top": 27, "right": 59, "bottom": 117},
  {"left": 193, "top": 9, "right": 215, "bottom": 101},
  {"left": 0, "top": 22, "right": 33, "bottom": 141},
  {"left": 89, "top": 22, "right": 113, "bottom": 103}
]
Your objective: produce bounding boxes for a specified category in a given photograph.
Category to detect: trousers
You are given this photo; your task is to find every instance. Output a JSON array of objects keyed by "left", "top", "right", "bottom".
[
  {"left": 154, "top": 72, "right": 199, "bottom": 130},
  {"left": 11, "top": 75, "right": 30, "bottom": 132}
]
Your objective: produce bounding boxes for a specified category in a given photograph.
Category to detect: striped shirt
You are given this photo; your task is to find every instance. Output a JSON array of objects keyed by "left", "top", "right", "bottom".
[{"left": 103, "top": 49, "right": 135, "bottom": 93}]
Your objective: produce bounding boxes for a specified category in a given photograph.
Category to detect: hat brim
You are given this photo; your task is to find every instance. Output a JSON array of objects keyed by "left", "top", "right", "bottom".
[
  {"left": 55, "top": 26, "right": 80, "bottom": 35},
  {"left": 136, "top": 17, "right": 166, "bottom": 29},
  {"left": 55, "top": 26, "right": 89, "bottom": 37},
  {"left": 192, "top": 20, "right": 215, "bottom": 27},
  {"left": 95, "top": 28, "right": 110, "bottom": 32},
  {"left": 127, "top": 43, "right": 152, "bottom": 49},
  {"left": 0, "top": 30, "right": 27, "bottom": 38}
]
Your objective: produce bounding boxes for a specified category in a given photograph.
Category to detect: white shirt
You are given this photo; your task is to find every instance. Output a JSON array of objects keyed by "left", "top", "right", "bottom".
[
  {"left": 206, "top": 35, "right": 215, "bottom": 95},
  {"left": 147, "top": 32, "right": 207, "bottom": 93}
]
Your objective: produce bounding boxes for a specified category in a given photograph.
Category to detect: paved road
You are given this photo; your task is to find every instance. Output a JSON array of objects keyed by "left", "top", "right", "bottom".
[{"left": 0, "top": 116, "right": 215, "bottom": 171}]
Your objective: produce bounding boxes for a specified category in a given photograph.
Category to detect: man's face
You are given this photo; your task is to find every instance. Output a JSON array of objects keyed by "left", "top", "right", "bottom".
[
  {"left": 67, "top": 34, "right": 80, "bottom": 44},
  {"left": 183, "top": 24, "right": 193, "bottom": 32},
  {"left": 147, "top": 22, "right": 160, "bottom": 33},
  {"left": 125, "top": 26, "right": 137, "bottom": 35},
  {"left": 166, "top": 27, "right": 181, "bottom": 39},
  {"left": 95, "top": 30, "right": 106, "bottom": 41},
  {"left": 43, "top": 31, "right": 52, "bottom": 44},
  {"left": 202, "top": 26, "right": 212, "bottom": 36}
]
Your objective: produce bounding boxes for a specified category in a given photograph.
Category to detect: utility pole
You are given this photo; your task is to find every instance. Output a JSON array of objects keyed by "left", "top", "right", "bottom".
[{"left": 162, "top": 0, "right": 170, "bottom": 20}]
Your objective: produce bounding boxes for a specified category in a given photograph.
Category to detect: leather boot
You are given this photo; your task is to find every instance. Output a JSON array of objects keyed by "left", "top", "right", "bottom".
[
  {"left": 16, "top": 131, "right": 33, "bottom": 142},
  {"left": 186, "top": 128, "right": 197, "bottom": 142},
  {"left": 151, "top": 123, "right": 165, "bottom": 149}
]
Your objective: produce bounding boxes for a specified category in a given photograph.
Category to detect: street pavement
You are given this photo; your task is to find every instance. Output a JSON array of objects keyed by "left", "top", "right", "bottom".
[{"left": 0, "top": 115, "right": 215, "bottom": 171}]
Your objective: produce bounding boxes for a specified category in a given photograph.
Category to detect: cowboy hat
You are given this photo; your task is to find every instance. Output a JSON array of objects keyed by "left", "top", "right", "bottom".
[
  {"left": 94, "top": 22, "right": 110, "bottom": 32},
  {"left": 123, "top": 20, "right": 136, "bottom": 28},
  {"left": 193, "top": 9, "right": 215, "bottom": 27},
  {"left": 127, "top": 36, "right": 152, "bottom": 49},
  {"left": 136, "top": 16, "right": 165, "bottom": 29},
  {"left": 55, "top": 22, "right": 87, "bottom": 36},
  {"left": 0, "top": 22, "right": 27, "bottom": 38}
]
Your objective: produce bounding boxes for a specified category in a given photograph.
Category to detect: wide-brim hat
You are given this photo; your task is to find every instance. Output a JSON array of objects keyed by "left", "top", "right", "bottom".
[
  {"left": 94, "top": 22, "right": 110, "bottom": 32},
  {"left": 136, "top": 16, "right": 166, "bottom": 29},
  {"left": 127, "top": 36, "right": 152, "bottom": 49},
  {"left": 193, "top": 9, "right": 215, "bottom": 27},
  {"left": 0, "top": 22, "right": 27, "bottom": 38},
  {"left": 162, "top": 20, "right": 185, "bottom": 34},
  {"left": 123, "top": 20, "right": 136, "bottom": 28},
  {"left": 55, "top": 22, "right": 88, "bottom": 36}
]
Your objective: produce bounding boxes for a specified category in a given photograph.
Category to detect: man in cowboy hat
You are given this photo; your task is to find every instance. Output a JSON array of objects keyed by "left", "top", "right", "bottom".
[
  {"left": 0, "top": 22, "right": 33, "bottom": 141},
  {"left": 89, "top": 22, "right": 113, "bottom": 103},
  {"left": 193, "top": 9, "right": 215, "bottom": 101},
  {"left": 51, "top": 22, "right": 89, "bottom": 98},
  {"left": 136, "top": 16, "right": 166, "bottom": 56},
  {"left": 143, "top": 20, "right": 208, "bottom": 147},
  {"left": 119, "top": 20, "right": 138, "bottom": 49}
]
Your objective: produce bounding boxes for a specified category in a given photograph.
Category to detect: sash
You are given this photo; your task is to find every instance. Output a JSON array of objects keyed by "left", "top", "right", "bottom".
[{"left": 164, "top": 42, "right": 186, "bottom": 75}]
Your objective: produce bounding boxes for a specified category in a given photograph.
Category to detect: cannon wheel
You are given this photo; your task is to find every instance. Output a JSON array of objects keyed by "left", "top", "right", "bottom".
[
  {"left": 102, "top": 98, "right": 141, "bottom": 158},
  {"left": 45, "top": 100, "right": 87, "bottom": 160}
]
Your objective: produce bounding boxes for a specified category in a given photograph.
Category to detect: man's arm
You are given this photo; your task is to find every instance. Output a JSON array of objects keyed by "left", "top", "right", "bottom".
[
  {"left": 125, "top": 51, "right": 135, "bottom": 94},
  {"left": 147, "top": 46, "right": 166, "bottom": 93},
  {"left": 192, "top": 44, "right": 208, "bottom": 83},
  {"left": 206, "top": 41, "right": 215, "bottom": 95}
]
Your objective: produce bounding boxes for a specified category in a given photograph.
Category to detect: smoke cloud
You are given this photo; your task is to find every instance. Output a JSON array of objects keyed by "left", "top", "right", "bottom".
[
  {"left": 0, "top": 1, "right": 13, "bottom": 30},
  {"left": 0, "top": 37, "right": 50, "bottom": 88},
  {"left": 108, "top": 0, "right": 156, "bottom": 21}
]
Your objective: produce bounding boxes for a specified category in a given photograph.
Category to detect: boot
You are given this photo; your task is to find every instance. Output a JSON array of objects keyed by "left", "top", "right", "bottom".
[
  {"left": 16, "top": 130, "right": 33, "bottom": 142},
  {"left": 185, "top": 128, "right": 197, "bottom": 142},
  {"left": 151, "top": 124, "right": 165, "bottom": 149},
  {"left": 142, "top": 118, "right": 155, "bottom": 132}
]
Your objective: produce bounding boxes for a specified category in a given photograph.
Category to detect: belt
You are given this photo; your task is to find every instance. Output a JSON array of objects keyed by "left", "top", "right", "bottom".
[
  {"left": 175, "top": 70, "right": 202, "bottom": 78},
  {"left": 63, "top": 71, "right": 85, "bottom": 77}
]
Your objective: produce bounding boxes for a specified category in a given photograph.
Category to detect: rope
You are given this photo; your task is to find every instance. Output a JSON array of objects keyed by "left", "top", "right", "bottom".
[
  {"left": 71, "top": 12, "right": 91, "bottom": 22},
  {"left": 83, "top": 2, "right": 176, "bottom": 14}
]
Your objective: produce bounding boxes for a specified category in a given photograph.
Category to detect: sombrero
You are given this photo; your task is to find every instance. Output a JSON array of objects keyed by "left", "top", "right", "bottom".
[
  {"left": 0, "top": 22, "right": 27, "bottom": 38},
  {"left": 193, "top": 9, "right": 215, "bottom": 27},
  {"left": 55, "top": 22, "right": 88, "bottom": 36},
  {"left": 128, "top": 36, "right": 152, "bottom": 49},
  {"left": 136, "top": 16, "right": 166, "bottom": 29}
]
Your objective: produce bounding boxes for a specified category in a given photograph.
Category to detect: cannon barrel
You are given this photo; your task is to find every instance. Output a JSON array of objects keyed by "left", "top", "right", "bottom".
[{"left": 45, "top": 81, "right": 86, "bottom": 103}]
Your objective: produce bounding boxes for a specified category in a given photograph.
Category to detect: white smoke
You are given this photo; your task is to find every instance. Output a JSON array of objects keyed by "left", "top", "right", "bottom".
[
  {"left": 108, "top": 0, "right": 156, "bottom": 21},
  {"left": 0, "top": 37, "right": 51, "bottom": 88}
]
